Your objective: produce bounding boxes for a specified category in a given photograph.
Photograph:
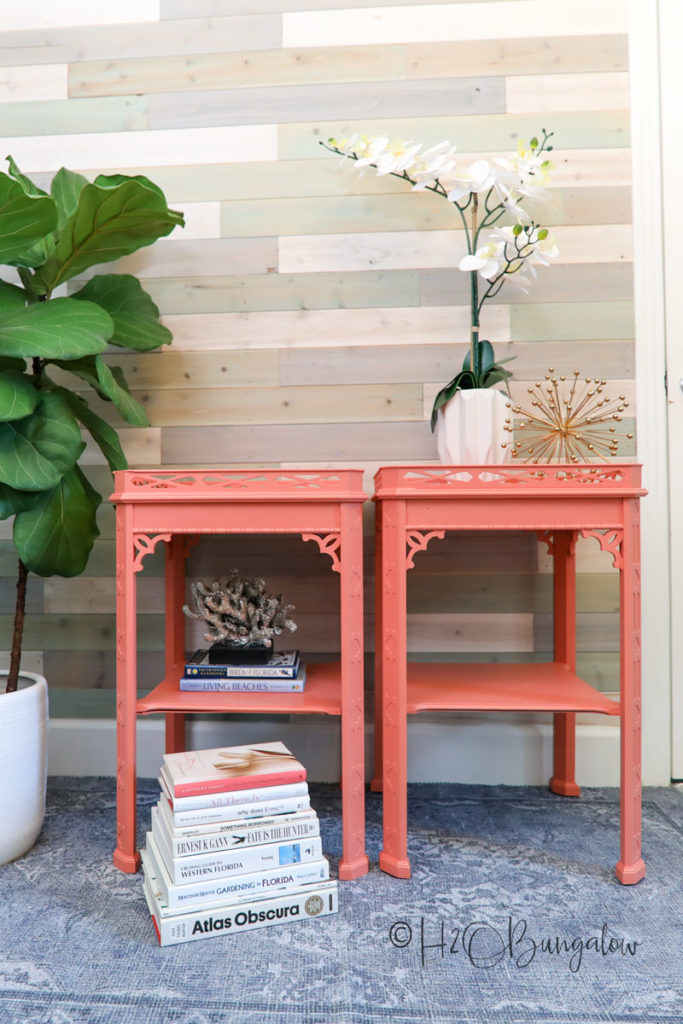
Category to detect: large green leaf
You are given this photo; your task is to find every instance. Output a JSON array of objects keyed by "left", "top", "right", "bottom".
[
  {"left": 51, "top": 166, "right": 89, "bottom": 231},
  {"left": 13, "top": 464, "right": 101, "bottom": 576},
  {"left": 0, "top": 279, "right": 28, "bottom": 313},
  {"left": 0, "top": 482, "right": 42, "bottom": 519},
  {"left": 47, "top": 354, "right": 149, "bottom": 426},
  {"left": 50, "top": 385, "right": 128, "bottom": 473},
  {"left": 0, "top": 297, "right": 113, "bottom": 358},
  {"left": 71, "top": 274, "right": 172, "bottom": 350},
  {"left": 0, "top": 391, "right": 85, "bottom": 491},
  {"left": 0, "top": 370, "right": 40, "bottom": 421},
  {"left": 0, "top": 171, "right": 58, "bottom": 266},
  {"left": 6, "top": 156, "right": 49, "bottom": 198},
  {"left": 33, "top": 177, "right": 185, "bottom": 292}
]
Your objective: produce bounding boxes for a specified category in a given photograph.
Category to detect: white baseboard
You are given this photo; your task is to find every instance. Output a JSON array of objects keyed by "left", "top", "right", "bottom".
[{"left": 48, "top": 716, "right": 622, "bottom": 787}]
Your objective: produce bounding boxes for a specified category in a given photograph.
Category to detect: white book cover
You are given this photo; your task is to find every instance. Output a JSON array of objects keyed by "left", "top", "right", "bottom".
[
  {"left": 157, "top": 797, "right": 320, "bottom": 856},
  {"left": 161, "top": 776, "right": 309, "bottom": 813},
  {"left": 142, "top": 875, "right": 338, "bottom": 946},
  {"left": 164, "top": 791, "right": 312, "bottom": 828},
  {"left": 144, "top": 832, "right": 330, "bottom": 910},
  {"left": 179, "top": 664, "right": 305, "bottom": 692},
  {"left": 162, "top": 740, "right": 305, "bottom": 798},
  {"left": 151, "top": 805, "right": 324, "bottom": 885}
]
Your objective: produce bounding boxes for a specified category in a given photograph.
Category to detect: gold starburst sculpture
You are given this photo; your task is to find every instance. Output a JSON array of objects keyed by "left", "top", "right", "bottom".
[{"left": 503, "top": 369, "right": 633, "bottom": 463}]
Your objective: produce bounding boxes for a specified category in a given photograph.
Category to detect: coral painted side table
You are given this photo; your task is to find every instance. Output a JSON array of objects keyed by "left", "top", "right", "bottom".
[
  {"left": 110, "top": 468, "right": 368, "bottom": 880},
  {"left": 372, "top": 463, "right": 646, "bottom": 885}
]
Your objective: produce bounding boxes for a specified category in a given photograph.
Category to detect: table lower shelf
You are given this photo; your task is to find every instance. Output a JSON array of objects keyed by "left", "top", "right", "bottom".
[
  {"left": 136, "top": 661, "right": 344, "bottom": 716},
  {"left": 404, "top": 661, "right": 620, "bottom": 715}
]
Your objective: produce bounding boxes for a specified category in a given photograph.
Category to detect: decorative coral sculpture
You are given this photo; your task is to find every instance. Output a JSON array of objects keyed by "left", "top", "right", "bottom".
[{"left": 183, "top": 570, "right": 297, "bottom": 649}]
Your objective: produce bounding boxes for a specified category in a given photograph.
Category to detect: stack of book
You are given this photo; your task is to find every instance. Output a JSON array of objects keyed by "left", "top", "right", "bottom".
[
  {"left": 141, "top": 740, "right": 337, "bottom": 946},
  {"left": 180, "top": 649, "right": 304, "bottom": 692}
]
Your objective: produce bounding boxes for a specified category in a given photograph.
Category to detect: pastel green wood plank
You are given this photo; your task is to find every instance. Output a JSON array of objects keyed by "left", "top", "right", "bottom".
[
  {"left": 511, "top": 301, "right": 634, "bottom": 341},
  {"left": 535, "top": 613, "right": 618, "bottom": 653},
  {"left": 421, "top": 264, "right": 634, "bottom": 306},
  {"left": 407, "top": 573, "right": 618, "bottom": 614},
  {"left": 0, "top": 17, "right": 281, "bottom": 66},
  {"left": 563, "top": 187, "right": 631, "bottom": 225},
  {"left": 0, "top": 96, "right": 147, "bottom": 136},
  {"left": 70, "top": 45, "right": 409, "bottom": 97},
  {"left": 145, "top": 270, "right": 420, "bottom": 313},
  {"left": 281, "top": 112, "right": 630, "bottom": 159},
  {"left": 0, "top": 615, "right": 164, "bottom": 651},
  {"left": 114, "top": 238, "right": 278, "bottom": 279},
  {"left": 407, "top": 35, "right": 628, "bottom": 78},
  {"left": 148, "top": 78, "right": 505, "bottom": 131},
  {"left": 161, "top": 421, "right": 439, "bottom": 464},
  {"left": 124, "top": 383, "right": 423, "bottom": 426},
  {"left": 280, "top": 340, "right": 634, "bottom": 385}
]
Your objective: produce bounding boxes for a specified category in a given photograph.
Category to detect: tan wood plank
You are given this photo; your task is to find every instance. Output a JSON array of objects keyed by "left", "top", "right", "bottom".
[
  {"left": 511, "top": 301, "right": 634, "bottom": 341},
  {"left": 407, "top": 613, "right": 534, "bottom": 652},
  {"left": 421, "top": 263, "right": 634, "bottom": 306},
  {"left": 507, "top": 72, "right": 630, "bottom": 114},
  {"left": 162, "top": 306, "right": 510, "bottom": 351},
  {"left": 278, "top": 225, "right": 632, "bottom": 274},
  {"left": 100, "top": 350, "right": 279, "bottom": 389},
  {"left": 79, "top": 428, "right": 162, "bottom": 467},
  {"left": 146, "top": 270, "right": 421, "bottom": 315},
  {"left": 114, "top": 237, "right": 278, "bottom": 278},
  {"left": 407, "top": 573, "right": 618, "bottom": 614},
  {"left": 407, "top": 35, "right": 628, "bottom": 78}
]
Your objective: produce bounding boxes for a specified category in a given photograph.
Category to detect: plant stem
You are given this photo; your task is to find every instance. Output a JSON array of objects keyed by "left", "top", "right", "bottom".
[
  {"left": 470, "top": 194, "right": 480, "bottom": 378},
  {"left": 6, "top": 559, "right": 28, "bottom": 694}
]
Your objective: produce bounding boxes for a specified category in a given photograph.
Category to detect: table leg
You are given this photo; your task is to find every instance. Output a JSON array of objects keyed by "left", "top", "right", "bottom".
[
  {"left": 549, "top": 530, "right": 581, "bottom": 797},
  {"left": 616, "top": 500, "right": 645, "bottom": 884},
  {"left": 371, "top": 500, "right": 383, "bottom": 792},
  {"left": 164, "top": 535, "right": 186, "bottom": 755},
  {"left": 379, "top": 499, "right": 410, "bottom": 878},
  {"left": 338, "top": 502, "right": 369, "bottom": 880},
  {"left": 113, "top": 505, "right": 141, "bottom": 873}
]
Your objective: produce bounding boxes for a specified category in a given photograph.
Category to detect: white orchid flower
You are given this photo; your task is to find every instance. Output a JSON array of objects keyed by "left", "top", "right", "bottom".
[
  {"left": 458, "top": 239, "right": 505, "bottom": 280},
  {"left": 353, "top": 135, "right": 390, "bottom": 169},
  {"left": 410, "top": 141, "right": 458, "bottom": 190},
  {"left": 374, "top": 139, "right": 422, "bottom": 176},
  {"left": 444, "top": 159, "right": 498, "bottom": 202}
]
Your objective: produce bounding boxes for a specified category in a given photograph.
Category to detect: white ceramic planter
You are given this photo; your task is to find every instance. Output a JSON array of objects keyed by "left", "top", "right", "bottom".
[
  {"left": 435, "top": 388, "right": 511, "bottom": 465},
  {"left": 0, "top": 672, "right": 49, "bottom": 866}
]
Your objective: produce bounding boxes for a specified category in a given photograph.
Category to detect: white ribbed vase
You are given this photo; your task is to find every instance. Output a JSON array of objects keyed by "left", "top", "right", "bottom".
[
  {"left": 435, "top": 388, "right": 511, "bottom": 465},
  {"left": 0, "top": 672, "right": 49, "bottom": 866}
]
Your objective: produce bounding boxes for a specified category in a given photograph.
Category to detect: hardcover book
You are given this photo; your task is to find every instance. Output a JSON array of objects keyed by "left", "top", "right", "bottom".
[
  {"left": 144, "top": 833, "right": 330, "bottom": 910},
  {"left": 161, "top": 740, "right": 306, "bottom": 798},
  {"left": 159, "top": 790, "right": 311, "bottom": 829},
  {"left": 156, "top": 798, "right": 320, "bottom": 857},
  {"left": 161, "top": 777, "right": 309, "bottom": 813},
  {"left": 179, "top": 664, "right": 305, "bottom": 693},
  {"left": 151, "top": 805, "right": 324, "bottom": 885},
  {"left": 142, "top": 873, "right": 338, "bottom": 947},
  {"left": 184, "top": 649, "right": 300, "bottom": 679}
]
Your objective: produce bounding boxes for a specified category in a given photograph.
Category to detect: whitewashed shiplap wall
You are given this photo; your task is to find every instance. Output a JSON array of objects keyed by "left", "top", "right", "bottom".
[{"left": 0, "top": 0, "right": 631, "bottom": 732}]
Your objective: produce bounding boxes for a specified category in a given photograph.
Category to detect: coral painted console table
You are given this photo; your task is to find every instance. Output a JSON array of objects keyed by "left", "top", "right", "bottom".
[
  {"left": 372, "top": 463, "right": 646, "bottom": 885},
  {"left": 110, "top": 469, "right": 368, "bottom": 880}
]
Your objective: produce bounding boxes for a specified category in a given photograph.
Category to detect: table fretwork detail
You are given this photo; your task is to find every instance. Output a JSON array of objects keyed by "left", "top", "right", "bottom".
[
  {"left": 302, "top": 532, "right": 342, "bottom": 573},
  {"left": 406, "top": 529, "right": 446, "bottom": 569},
  {"left": 581, "top": 528, "right": 624, "bottom": 570},
  {"left": 132, "top": 532, "right": 172, "bottom": 573}
]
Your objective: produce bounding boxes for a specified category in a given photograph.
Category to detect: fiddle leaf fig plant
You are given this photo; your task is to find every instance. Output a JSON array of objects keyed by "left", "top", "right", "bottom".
[{"left": 0, "top": 157, "right": 184, "bottom": 694}]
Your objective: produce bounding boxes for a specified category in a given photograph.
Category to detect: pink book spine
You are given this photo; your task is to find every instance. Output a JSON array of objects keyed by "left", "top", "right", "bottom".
[{"left": 172, "top": 767, "right": 307, "bottom": 799}]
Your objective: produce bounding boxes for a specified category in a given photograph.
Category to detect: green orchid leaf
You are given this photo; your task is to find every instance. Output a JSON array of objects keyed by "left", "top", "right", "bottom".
[
  {"left": 0, "top": 391, "right": 85, "bottom": 491},
  {"left": 481, "top": 366, "right": 513, "bottom": 388},
  {"left": 13, "top": 464, "right": 101, "bottom": 577},
  {"left": 33, "top": 177, "right": 185, "bottom": 292},
  {"left": 0, "top": 171, "right": 58, "bottom": 267},
  {"left": 51, "top": 166, "right": 89, "bottom": 231},
  {"left": 71, "top": 274, "right": 172, "bottom": 351},
  {"left": 0, "top": 279, "right": 28, "bottom": 313},
  {"left": 50, "top": 385, "right": 128, "bottom": 473},
  {"left": 478, "top": 340, "right": 496, "bottom": 373},
  {"left": 0, "top": 296, "right": 113, "bottom": 359},
  {"left": 0, "top": 482, "right": 42, "bottom": 519},
  {"left": 430, "top": 370, "right": 477, "bottom": 431},
  {"left": 0, "top": 370, "right": 40, "bottom": 421}
]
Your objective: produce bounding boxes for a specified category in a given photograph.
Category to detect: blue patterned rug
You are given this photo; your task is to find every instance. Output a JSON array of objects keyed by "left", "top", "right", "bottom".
[{"left": 0, "top": 778, "right": 681, "bottom": 1024}]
